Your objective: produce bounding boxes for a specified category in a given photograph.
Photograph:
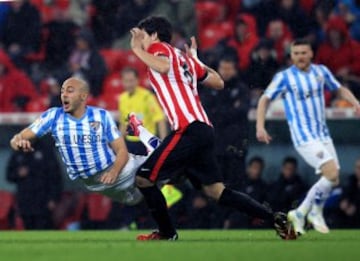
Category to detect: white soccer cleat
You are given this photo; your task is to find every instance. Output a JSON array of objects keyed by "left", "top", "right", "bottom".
[
  {"left": 307, "top": 212, "right": 330, "bottom": 234},
  {"left": 288, "top": 210, "right": 306, "bottom": 235}
]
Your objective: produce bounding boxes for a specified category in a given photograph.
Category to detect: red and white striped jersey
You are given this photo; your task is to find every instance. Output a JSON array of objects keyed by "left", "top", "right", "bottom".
[{"left": 147, "top": 42, "right": 211, "bottom": 131}]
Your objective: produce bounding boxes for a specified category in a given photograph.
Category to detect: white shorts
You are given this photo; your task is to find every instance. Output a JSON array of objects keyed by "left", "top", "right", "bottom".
[
  {"left": 295, "top": 140, "right": 340, "bottom": 174},
  {"left": 80, "top": 154, "right": 148, "bottom": 205}
]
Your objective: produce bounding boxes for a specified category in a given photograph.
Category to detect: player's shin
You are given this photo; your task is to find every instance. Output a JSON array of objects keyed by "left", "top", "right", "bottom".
[
  {"left": 139, "top": 185, "right": 177, "bottom": 237},
  {"left": 138, "top": 126, "right": 161, "bottom": 153},
  {"left": 218, "top": 188, "right": 274, "bottom": 221},
  {"left": 297, "top": 176, "right": 333, "bottom": 216}
]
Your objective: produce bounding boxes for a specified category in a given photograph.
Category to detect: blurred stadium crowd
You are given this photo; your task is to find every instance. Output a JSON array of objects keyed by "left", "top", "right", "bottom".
[{"left": 0, "top": 0, "right": 360, "bottom": 230}]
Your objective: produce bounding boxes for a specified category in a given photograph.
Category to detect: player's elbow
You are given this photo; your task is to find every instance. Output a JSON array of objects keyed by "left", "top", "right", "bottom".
[
  {"left": 217, "top": 78, "right": 225, "bottom": 90},
  {"left": 205, "top": 75, "right": 224, "bottom": 90}
]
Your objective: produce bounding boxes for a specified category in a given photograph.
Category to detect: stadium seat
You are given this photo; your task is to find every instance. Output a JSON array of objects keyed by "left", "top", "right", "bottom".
[
  {"left": 55, "top": 192, "right": 86, "bottom": 230},
  {"left": 0, "top": 191, "right": 15, "bottom": 230},
  {"left": 199, "top": 22, "right": 234, "bottom": 50},
  {"left": 25, "top": 28, "right": 49, "bottom": 63},
  {"left": 119, "top": 50, "right": 148, "bottom": 79},
  {"left": 25, "top": 96, "right": 49, "bottom": 112},
  {"left": 195, "top": 1, "right": 224, "bottom": 30},
  {"left": 101, "top": 72, "right": 124, "bottom": 95},
  {"left": 99, "top": 49, "right": 124, "bottom": 73},
  {"left": 31, "top": 0, "right": 70, "bottom": 23},
  {"left": 86, "top": 194, "right": 112, "bottom": 222},
  {"left": 96, "top": 93, "right": 120, "bottom": 110}
]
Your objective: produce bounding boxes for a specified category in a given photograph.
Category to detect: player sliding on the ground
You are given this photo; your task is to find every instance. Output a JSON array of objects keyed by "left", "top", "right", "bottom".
[{"left": 9, "top": 77, "right": 162, "bottom": 206}]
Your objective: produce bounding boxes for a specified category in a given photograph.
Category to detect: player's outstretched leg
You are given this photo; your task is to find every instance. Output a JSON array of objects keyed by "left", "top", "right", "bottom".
[
  {"left": 208, "top": 184, "right": 297, "bottom": 240},
  {"left": 127, "top": 112, "right": 161, "bottom": 153}
]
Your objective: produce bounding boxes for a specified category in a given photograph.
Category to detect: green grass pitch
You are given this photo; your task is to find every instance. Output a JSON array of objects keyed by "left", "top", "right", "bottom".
[{"left": 0, "top": 230, "right": 359, "bottom": 261}]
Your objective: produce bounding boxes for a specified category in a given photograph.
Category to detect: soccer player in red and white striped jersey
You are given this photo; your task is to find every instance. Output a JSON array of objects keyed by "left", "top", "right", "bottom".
[{"left": 130, "top": 16, "right": 296, "bottom": 241}]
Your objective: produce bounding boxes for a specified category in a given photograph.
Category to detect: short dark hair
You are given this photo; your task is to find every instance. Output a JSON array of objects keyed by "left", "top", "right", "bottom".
[
  {"left": 282, "top": 156, "right": 298, "bottom": 168},
  {"left": 291, "top": 38, "right": 312, "bottom": 48},
  {"left": 137, "top": 16, "right": 172, "bottom": 43},
  {"left": 248, "top": 156, "right": 265, "bottom": 168},
  {"left": 219, "top": 55, "right": 239, "bottom": 67},
  {"left": 121, "top": 67, "right": 139, "bottom": 78}
]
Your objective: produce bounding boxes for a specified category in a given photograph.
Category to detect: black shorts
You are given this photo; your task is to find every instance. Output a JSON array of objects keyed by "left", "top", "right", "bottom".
[{"left": 136, "top": 121, "right": 223, "bottom": 187}]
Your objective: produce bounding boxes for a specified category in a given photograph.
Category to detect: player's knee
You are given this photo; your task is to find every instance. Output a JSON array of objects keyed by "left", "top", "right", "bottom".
[
  {"left": 203, "top": 183, "right": 225, "bottom": 200},
  {"left": 321, "top": 160, "right": 339, "bottom": 183},
  {"left": 135, "top": 176, "right": 154, "bottom": 188}
]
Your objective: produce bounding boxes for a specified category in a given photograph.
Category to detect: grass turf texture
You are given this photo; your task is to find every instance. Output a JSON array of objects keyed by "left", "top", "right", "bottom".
[{"left": 0, "top": 230, "right": 359, "bottom": 261}]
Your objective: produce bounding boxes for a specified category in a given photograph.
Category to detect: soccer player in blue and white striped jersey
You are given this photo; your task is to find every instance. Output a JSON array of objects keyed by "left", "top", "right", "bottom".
[
  {"left": 10, "top": 77, "right": 160, "bottom": 205},
  {"left": 256, "top": 39, "right": 360, "bottom": 235}
]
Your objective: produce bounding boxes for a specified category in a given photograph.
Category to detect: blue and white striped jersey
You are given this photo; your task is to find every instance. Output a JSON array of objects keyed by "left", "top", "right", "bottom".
[
  {"left": 264, "top": 64, "right": 341, "bottom": 147},
  {"left": 29, "top": 106, "right": 121, "bottom": 180}
]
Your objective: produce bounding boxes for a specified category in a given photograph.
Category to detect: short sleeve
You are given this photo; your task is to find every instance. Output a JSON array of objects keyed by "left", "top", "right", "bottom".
[
  {"left": 264, "top": 72, "right": 287, "bottom": 100},
  {"left": 320, "top": 65, "right": 341, "bottom": 91},
  {"left": 191, "top": 57, "right": 208, "bottom": 82},
  {"left": 28, "top": 108, "right": 58, "bottom": 137},
  {"left": 104, "top": 110, "right": 121, "bottom": 142},
  {"left": 147, "top": 42, "right": 170, "bottom": 57}
]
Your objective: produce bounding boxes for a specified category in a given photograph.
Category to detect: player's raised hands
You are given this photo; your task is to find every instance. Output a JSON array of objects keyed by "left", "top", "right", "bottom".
[
  {"left": 256, "top": 128, "right": 272, "bottom": 144},
  {"left": 130, "top": 27, "right": 144, "bottom": 50},
  {"left": 184, "top": 36, "right": 198, "bottom": 58}
]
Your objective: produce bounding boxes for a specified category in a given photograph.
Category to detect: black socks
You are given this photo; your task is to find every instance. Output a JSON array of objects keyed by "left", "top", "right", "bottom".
[
  {"left": 218, "top": 188, "right": 274, "bottom": 222},
  {"left": 139, "top": 186, "right": 177, "bottom": 237}
]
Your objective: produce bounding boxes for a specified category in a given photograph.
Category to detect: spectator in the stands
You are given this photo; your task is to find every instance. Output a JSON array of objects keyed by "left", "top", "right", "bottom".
[
  {"left": 6, "top": 137, "right": 62, "bottom": 230},
  {"left": 218, "top": 14, "right": 259, "bottom": 71},
  {"left": 43, "top": 7, "right": 78, "bottom": 73},
  {"left": 201, "top": 55, "right": 250, "bottom": 187},
  {"left": 67, "top": 29, "right": 107, "bottom": 97},
  {"left": 1, "top": 0, "right": 41, "bottom": 71},
  {"left": 265, "top": 19, "right": 293, "bottom": 64},
  {"left": 267, "top": 157, "right": 307, "bottom": 212},
  {"left": 336, "top": 0, "right": 360, "bottom": 41},
  {"left": 0, "top": 49, "right": 37, "bottom": 112},
  {"left": 90, "top": 0, "right": 120, "bottom": 48},
  {"left": 260, "top": 0, "right": 311, "bottom": 38},
  {"left": 315, "top": 16, "right": 360, "bottom": 98},
  {"left": 246, "top": 39, "right": 279, "bottom": 108},
  {"left": 224, "top": 156, "right": 269, "bottom": 228},
  {"left": 115, "top": 0, "right": 156, "bottom": 39}
]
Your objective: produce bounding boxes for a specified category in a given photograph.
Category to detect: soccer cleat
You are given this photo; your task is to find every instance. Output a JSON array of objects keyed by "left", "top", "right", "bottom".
[
  {"left": 288, "top": 210, "right": 306, "bottom": 235},
  {"left": 136, "top": 230, "right": 179, "bottom": 241},
  {"left": 127, "top": 112, "right": 143, "bottom": 136},
  {"left": 273, "top": 212, "right": 297, "bottom": 240},
  {"left": 307, "top": 212, "right": 330, "bottom": 234}
]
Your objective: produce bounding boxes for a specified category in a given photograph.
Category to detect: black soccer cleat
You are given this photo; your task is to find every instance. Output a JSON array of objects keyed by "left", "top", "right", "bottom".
[{"left": 273, "top": 212, "right": 298, "bottom": 240}]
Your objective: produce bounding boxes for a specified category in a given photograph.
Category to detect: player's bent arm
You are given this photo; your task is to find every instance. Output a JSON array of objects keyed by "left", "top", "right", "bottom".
[
  {"left": 109, "top": 136, "right": 130, "bottom": 175},
  {"left": 132, "top": 47, "right": 170, "bottom": 74},
  {"left": 202, "top": 66, "right": 224, "bottom": 90},
  {"left": 336, "top": 86, "right": 360, "bottom": 107},
  {"left": 10, "top": 128, "right": 37, "bottom": 151},
  {"left": 256, "top": 95, "right": 271, "bottom": 130}
]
